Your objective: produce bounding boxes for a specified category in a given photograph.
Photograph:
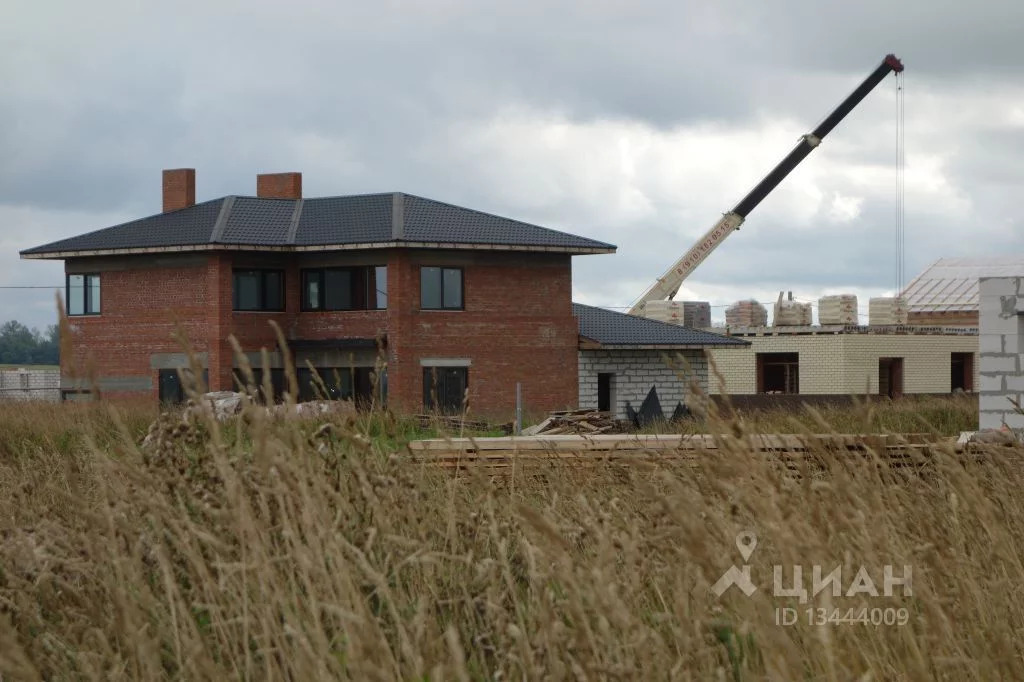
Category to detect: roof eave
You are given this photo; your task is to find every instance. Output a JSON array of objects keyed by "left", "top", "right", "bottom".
[
  {"left": 21, "top": 241, "right": 617, "bottom": 260},
  {"left": 580, "top": 342, "right": 749, "bottom": 350}
]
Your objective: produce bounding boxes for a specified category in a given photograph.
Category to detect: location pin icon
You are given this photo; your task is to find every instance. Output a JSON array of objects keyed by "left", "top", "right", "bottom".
[{"left": 736, "top": 531, "right": 757, "bottom": 562}]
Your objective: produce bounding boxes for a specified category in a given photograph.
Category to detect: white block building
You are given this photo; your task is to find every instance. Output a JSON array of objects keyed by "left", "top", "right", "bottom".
[{"left": 978, "top": 276, "right": 1024, "bottom": 430}]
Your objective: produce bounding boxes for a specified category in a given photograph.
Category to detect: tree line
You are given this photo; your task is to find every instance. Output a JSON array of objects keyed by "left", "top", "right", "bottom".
[{"left": 0, "top": 321, "right": 59, "bottom": 366}]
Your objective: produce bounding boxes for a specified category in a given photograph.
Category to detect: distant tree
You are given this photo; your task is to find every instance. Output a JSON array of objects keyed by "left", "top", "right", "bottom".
[{"left": 0, "top": 321, "right": 59, "bottom": 365}]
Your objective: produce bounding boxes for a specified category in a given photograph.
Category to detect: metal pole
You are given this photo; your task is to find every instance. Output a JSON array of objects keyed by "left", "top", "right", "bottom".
[{"left": 515, "top": 382, "right": 522, "bottom": 435}]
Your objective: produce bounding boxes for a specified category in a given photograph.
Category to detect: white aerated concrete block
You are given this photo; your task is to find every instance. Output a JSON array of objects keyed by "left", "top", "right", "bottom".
[
  {"left": 980, "top": 277, "right": 1021, "bottom": 298},
  {"left": 980, "top": 334, "right": 1005, "bottom": 354}
]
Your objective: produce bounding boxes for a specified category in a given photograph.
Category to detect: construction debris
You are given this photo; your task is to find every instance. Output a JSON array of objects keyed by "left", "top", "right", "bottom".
[
  {"left": 416, "top": 414, "right": 514, "bottom": 434},
  {"left": 521, "top": 409, "right": 619, "bottom": 436}
]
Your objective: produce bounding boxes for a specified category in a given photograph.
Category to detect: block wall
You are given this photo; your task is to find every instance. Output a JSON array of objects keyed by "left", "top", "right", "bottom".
[
  {"left": 979, "top": 277, "right": 1024, "bottom": 429},
  {"left": 578, "top": 349, "right": 707, "bottom": 419},
  {"left": 0, "top": 369, "right": 60, "bottom": 402},
  {"left": 707, "top": 333, "right": 979, "bottom": 396},
  {"left": 707, "top": 336, "right": 844, "bottom": 394}
]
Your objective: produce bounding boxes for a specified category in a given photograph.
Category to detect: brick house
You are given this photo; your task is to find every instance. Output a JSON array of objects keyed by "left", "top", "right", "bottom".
[{"left": 21, "top": 169, "right": 745, "bottom": 418}]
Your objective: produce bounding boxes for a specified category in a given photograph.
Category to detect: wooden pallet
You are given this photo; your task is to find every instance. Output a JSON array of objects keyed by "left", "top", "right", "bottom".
[{"left": 404, "top": 433, "right": 979, "bottom": 473}]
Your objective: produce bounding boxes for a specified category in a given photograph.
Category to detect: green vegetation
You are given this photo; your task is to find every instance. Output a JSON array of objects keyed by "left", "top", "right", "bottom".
[
  {"left": 0, "top": 320, "right": 59, "bottom": 366},
  {"left": 0, "top": 395, "right": 1020, "bottom": 680}
]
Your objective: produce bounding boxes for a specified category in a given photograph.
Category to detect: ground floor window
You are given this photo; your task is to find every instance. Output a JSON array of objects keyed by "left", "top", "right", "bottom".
[
  {"left": 879, "top": 357, "right": 904, "bottom": 399},
  {"left": 232, "top": 367, "right": 286, "bottom": 403},
  {"left": 423, "top": 366, "right": 468, "bottom": 413},
  {"left": 296, "top": 366, "right": 384, "bottom": 406},
  {"left": 950, "top": 352, "right": 973, "bottom": 392},
  {"left": 757, "top": 352, "right": 799, "bottom": 394},
  {"left": 159, "top": 368, "right": 209, "bottom": 404}
]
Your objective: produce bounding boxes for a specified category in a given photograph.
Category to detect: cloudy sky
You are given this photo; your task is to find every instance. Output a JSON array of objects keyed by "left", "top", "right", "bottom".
[{"left": 3, "top": 0, "right": 1023, "bottom": 329}]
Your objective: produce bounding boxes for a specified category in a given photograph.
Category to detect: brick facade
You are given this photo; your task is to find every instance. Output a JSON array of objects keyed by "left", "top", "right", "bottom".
[
  {"left": 62, "top": 249, "right": 578, "bottom": 419},
  {"left": 706, "top": 330, "right": 979, "bottom": 395}
]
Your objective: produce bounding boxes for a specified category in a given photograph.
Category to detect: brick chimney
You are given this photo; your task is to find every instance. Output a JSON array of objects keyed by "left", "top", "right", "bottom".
[
  {"left": 256, "top": 172, "right": 302, "bottom": 199},
  {"left": 162, "top": 168, "right": 196, "bottom": 212}
]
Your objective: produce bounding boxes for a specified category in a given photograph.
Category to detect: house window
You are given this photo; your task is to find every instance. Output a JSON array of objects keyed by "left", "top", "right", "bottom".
[
  {"left": 423, "top": 366, "right": 468, "bottom": 413},
  {"left": 233, "top": 269, "right": 284, "bottom": 311},
  {"left": 296, "top": 366, "right": 385, "bottom": 405},
  {"left": 420, "top": 267, "right": 463, "bottom": 310},
  {"left": 67, "top": 274, "right": 101, "bottom": 315},
  {"left": 302, "top": 266, "right": 387, "bottom": 311},
  {"left": 757, "top": 352, "right": 799, "bottom": 394},
  {"left": 232, "top": 367, "right": 286, "bottom": 402},
  {"left": 951, "top": 352, "right": 973, "bottom": 393}
]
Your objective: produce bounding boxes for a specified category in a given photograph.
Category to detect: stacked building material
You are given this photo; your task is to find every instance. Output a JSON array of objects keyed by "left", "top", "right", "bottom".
[
  {"left": 773, "top": 291, "right": 813, "bottom": 326},
  {"left": 725, "top": 299, "right": 768, "bottom": 327},
  {"left": 521, "top": 409, "right": 619, "bottom": 435},
  {"left": 643, "top": 300, "right": 712, "bottom": 327},
  {"left": 868, "top": 296, "right": 909, "bottom": 325},
  {"left": 818, "top": 294, "right": 859, "bottom": 325}
]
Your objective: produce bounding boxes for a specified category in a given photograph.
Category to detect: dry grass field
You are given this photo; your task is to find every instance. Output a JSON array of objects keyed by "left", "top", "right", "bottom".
[{"left": 1, "top": 392, "right": 1022, "bottom": 680}]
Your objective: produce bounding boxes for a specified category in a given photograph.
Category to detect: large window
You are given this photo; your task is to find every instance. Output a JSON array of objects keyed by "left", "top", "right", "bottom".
[
  {"left": 756, "top": 352, "right": 799, "bottom": 394},
  {"left": 67, "top": 274, "right": 101, "bottom": 315},
  {"left": 420, "top": 267, "right": 463, "bottom": 310},
  {"left": 233, "top": 269, "right": 284, "bottom": 311},
  {"left": 423, "top": 366, "right": 468, "bottom": 413},
  {"left": 296, "top": 366, "right": 385, "bottom": 405},
  {"left": 302, "top": 266, "right": 387, "bottom": 311}
]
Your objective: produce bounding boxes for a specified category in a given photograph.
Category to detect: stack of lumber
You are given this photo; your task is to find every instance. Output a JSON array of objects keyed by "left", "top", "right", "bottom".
[
  {"left": 868, "top": 297, "right": 909, "bottom": 325},
  {"left": 725, "top": 300, "right": 768, "bottom": 327},
  {"left": 818, "top": 294, "right": 859, "bottom": 325},
  {"left": 404, "top": 432, "right": 995, "bottom": 474},
  {"left": 521, "top": 409, "right": 618, "bottom": 435}
]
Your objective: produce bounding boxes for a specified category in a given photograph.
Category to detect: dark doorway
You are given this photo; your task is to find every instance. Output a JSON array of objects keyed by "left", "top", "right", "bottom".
[
  {"left": 950, "top": 353, "right": 973, "bottom": 392},
  {"left": 879, "top": 358, "right": 904, "bottom": 398},
  {"left": 159, "top": 368, "right": 209, "bottom": 405},
  {"left": 757, "top": 352, "right": 799, "bottom": 394},
  {"left": 597, "top": 373, "right": 615, "bottom": 412}
]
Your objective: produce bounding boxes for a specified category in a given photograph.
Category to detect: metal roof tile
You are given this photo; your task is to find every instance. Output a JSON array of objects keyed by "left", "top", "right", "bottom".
[
  {"left": 573, "top": 303, "right": 748, "bottom": 347},
  {"left": 20, "top": 198, "right": 224, "bottom": 255},
  {"left": 901, "top": 255, "right": 1024, "bottom": 312}
]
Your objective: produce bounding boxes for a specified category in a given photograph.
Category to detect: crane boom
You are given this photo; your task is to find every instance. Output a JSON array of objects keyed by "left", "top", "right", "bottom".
[{"left": 629, "top": 54, "right": 904, "bottom": 317}]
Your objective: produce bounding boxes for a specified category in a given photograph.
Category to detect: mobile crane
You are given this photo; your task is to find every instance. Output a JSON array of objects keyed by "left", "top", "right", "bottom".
[{"left": 628, "top": 54, "right": 904, "bottom": 318}]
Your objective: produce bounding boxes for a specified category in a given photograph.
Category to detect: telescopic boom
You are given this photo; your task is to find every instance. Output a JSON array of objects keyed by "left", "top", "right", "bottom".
[{"left": 628, "top": 54, "right": 904, "bottom": 316}]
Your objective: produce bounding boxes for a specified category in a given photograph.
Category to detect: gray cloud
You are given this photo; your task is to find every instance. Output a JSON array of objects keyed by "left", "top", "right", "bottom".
[{"left": 1, "top": 0, "right": 1021, "bottom": 330}]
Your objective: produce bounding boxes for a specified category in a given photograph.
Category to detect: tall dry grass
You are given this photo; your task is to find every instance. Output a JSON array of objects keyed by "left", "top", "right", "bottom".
[{"left": 0, "top": 395, "right": 1022, "bottom": 680}]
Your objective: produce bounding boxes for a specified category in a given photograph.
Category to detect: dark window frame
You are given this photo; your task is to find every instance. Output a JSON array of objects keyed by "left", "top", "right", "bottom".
[
  {"left": 420, "top": 266, "right": 464, "bottom": 310},
  {"left": 66, "top": 273, "right": 101, "bottom": 316},
  {"left": 756, "top": 352, "right": 800, "bottom": 394},
  {"left": 232, "top": 269, "right": 285, "bottom": 312},
  {"left": 301, "top": 266, "right": 387, "bottom": 311},
  {"left": 423, "top": 366, "right": 468, "bottom": 413}
]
